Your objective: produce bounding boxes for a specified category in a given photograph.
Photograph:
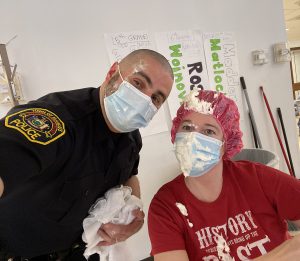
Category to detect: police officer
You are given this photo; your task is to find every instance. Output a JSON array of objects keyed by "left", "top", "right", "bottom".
[{"left": 0, "top": 49, "right": 174, "bottom": 260}]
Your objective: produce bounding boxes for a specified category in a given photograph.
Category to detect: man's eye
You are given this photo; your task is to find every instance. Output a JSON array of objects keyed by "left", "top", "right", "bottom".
[
  {"left": 132, "top": 79, "right": 143, "bottom": 90},
  {"left": 151, "top": 95, "right": 162, "bottom": 107}
]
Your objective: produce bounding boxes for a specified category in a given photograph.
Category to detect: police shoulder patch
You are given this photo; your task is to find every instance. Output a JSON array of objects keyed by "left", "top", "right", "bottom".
[{"left": 5, "top": 108, "right": 66, "bottom": 145}]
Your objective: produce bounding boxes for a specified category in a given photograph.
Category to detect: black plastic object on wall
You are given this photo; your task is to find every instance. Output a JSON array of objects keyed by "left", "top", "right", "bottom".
[
  {"left": 240, "top": 77, "right": 262, "bottom": 148},
  {"left": 248, "top": 112, "right": 259, "bottom": 148},
  {"left": 276, "top": 107, "right": 295, "bottom": 177}
]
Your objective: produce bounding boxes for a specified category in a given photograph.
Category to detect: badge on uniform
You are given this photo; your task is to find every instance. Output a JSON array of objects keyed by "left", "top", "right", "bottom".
[{"left": 5, "top": 108, "right": 66, "bottom": 145}]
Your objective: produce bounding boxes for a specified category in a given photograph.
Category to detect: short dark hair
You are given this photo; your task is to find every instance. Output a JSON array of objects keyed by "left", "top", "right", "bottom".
[{"left": 121, "top": 49, "right": 174, "bottom": 79}]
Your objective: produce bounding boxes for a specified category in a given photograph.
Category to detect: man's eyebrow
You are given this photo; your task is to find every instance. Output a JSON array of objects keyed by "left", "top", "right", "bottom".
[{"left": 133, "top": 71, "right": 152, "bottom": 86}]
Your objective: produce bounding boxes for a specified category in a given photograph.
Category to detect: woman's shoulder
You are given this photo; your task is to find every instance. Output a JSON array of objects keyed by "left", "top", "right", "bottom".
[
  {"left": 224, "top": 159, "right": 264, "bottom": 172},
  {"left": 150, "top": 174, "right": 187, "bottom": 207},
  {"left": 156, "top": 174, "right": 185, "bottom": 195},
  {"left": 223, "top": 159, "right": 290, "bottom": 183}
]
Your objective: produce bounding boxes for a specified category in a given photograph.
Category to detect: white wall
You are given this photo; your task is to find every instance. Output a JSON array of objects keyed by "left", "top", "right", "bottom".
[{"left": 1, "top": 0, "right": 300, "bottom": 260}]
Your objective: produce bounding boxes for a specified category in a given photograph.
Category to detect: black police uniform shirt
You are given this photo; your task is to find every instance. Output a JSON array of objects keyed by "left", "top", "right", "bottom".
[{"left": 0, "top": 87, "right": 142, "bottom": 257}]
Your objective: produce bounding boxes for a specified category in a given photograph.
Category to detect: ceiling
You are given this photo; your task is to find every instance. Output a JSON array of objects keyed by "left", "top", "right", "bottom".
[{"left": 284, "top": 0, "right": 300, "bottom": 42}]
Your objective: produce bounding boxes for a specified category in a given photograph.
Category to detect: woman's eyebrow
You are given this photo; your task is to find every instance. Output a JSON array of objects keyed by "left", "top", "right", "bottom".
[
  {"left": 205, "top": 123, "right": 220, "bottom": 131},
  {"left": 181, "top": 120, "right": 193, "bottom": 124}
]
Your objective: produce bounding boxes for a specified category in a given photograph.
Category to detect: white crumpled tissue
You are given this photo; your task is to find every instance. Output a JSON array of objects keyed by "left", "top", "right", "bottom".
[{"left": 82, "top": 185, "right": 143, "bottom": 261}]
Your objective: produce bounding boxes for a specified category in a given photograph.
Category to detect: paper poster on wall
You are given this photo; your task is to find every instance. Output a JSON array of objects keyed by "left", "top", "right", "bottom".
[
  {"left": 104, "top": 31, "right": 156, "bottom": 62},
  {"left": 138, "top": 106, "right": 169, "bottom": 137},
  {"left": 104, "top": 31, "right": 168, "bottom": 137},
  {"left": 203, "top": 32, "right": 243, "bottom": 113},
  {"left": 155, "top": 30, "right": 210, "bottom": 118}
]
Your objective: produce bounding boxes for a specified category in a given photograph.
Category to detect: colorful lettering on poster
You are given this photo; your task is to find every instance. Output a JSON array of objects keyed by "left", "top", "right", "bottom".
[
  {"left": 210, "top": 39, "right": 224, "bottom": 92},
  {"left": 169, "top": 44, "right": 186, "bottom": 100},
  {"left": 187, "top": 62, "right": 204, "bottom": 91}
]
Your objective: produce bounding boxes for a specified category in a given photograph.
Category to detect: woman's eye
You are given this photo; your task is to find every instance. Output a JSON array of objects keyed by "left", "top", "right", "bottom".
[
  {"left": 182, "top": 125, "right": 194, "bottom": 131},
  {"left": 203, "top": 129, "right": 216, "bottom": 136}
]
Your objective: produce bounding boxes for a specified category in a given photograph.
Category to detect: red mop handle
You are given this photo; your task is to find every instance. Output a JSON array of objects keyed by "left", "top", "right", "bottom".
[{"left": 260, "top": 86, "right": 294, "bottom": 176}]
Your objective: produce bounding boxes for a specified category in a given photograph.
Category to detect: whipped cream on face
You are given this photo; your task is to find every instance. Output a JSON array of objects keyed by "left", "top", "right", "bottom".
[
  {"left": 175, "top": 132, "right": 215, "bottom": 177},
  {"left": 184, "top": 89, "right": 214, "bottom": 115},
  {"left": 174, "top": 133, "right": 193, "bottom": 177},
  {"left": 133, "top": 60, "right": 147, "bottom": 74}
]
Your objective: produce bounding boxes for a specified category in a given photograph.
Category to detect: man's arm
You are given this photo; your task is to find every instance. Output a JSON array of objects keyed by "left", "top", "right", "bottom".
[
  {"left": 124, "top": 175, "right": 141, "bottom": 198},
  {"left": 0, "top": 107, "right": 66, "bottom": 197},
  {"left": 0, "top": 177, "right": 4, "bottom": 198}
]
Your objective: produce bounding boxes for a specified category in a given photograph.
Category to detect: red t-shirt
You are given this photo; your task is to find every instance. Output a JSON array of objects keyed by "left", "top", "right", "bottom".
[{"left": 148, "top": 160, "right": 300, "bottom": 260}]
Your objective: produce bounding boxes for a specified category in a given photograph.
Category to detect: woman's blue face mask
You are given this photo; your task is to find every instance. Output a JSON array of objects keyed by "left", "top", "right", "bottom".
[{"left": 174, "top": 132, "right": 223, "bottom": 177}]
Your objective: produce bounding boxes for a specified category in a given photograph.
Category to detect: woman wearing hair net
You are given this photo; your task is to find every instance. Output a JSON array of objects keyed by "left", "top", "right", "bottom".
[{"left": 148, "top": 89, "right": 300, "bottom": 261}]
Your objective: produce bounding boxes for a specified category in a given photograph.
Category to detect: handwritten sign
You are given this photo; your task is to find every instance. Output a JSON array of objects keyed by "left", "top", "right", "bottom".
[{"left": 104, "top": 31, "right": 155, "bottom": 62}]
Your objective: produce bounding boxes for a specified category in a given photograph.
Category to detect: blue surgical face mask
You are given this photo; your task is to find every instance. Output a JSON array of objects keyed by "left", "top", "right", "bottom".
[
  {"left": 174, "top": 132, "right": 223, "bottom": 177},
  {"left": 104, "top": 68, "right": 157, "bottom": 132}
]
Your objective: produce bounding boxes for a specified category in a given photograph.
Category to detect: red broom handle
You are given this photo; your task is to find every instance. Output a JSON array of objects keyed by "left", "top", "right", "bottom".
[{"left": 260, "top": 86, "right": 294, "bottom": 176}]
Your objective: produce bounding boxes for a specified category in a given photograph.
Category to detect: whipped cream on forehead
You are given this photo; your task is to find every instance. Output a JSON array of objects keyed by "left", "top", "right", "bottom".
[
  {"left": 183, "top": 89, "right": 216, "bottom": 115},
  {"left": 133, "top": 60, "right": 147, "bottom": 73}
]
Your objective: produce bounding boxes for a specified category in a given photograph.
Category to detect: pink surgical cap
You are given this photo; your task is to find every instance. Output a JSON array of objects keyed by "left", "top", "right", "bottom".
[{"left": 171, "top": 90, "right": 243, "bottom": 159}]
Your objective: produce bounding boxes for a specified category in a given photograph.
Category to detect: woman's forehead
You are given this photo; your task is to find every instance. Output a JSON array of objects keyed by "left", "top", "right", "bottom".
[
  {"left": 182, "top": 111, "right": 222, "bottom": 130},
  {"left": 182, "top": 111, "right": 215, "bottom": 123}
]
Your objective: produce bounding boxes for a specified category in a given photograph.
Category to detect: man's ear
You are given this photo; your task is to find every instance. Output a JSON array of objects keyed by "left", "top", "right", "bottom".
[{"left": 105, "top": 62, "right": 118, "bottom": 81}]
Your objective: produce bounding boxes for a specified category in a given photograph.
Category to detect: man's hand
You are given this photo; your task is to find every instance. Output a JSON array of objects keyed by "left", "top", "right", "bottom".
[{"left": 97, "top": 209, "right": 144, "bottom": 247}]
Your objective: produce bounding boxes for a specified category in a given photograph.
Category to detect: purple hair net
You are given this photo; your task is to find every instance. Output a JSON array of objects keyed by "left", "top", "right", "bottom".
[{"left": 171, "top": 90, "right": 243, "bottom": 159}]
